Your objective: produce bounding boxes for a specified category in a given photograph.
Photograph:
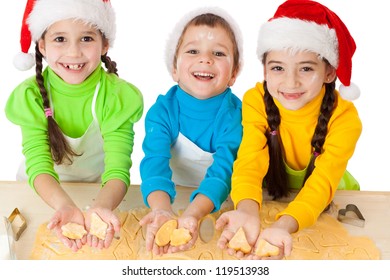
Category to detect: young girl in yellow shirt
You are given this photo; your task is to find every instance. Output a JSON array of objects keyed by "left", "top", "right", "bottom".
[{"left": 216, "top": 0, "right": 362, "bottom": 259}]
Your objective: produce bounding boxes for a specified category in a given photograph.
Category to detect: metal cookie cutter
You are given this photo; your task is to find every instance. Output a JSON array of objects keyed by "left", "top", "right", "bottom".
[
  {"left": 337, "top": 204, "right": 365, "bottom": 227},
  {"left": 8, "top": 208, "right": 27, "bottom": 241}
]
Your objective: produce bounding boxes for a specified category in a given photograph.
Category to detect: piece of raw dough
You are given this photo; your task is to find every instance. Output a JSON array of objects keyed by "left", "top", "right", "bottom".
[
  {"left": 228, "top": 227, "right": 251, "bottom": 253},
  {"left": 89, "top": 213, "right": 108, "bottom": 240},
  {"left": 155, "top": 219, "right": 178, "bottom": 246},
  {"left": 255, "top": 238, "right": 280, "bottom": 257},
  {"left": 61, "top": 223, "right": 87, "bottom": 239},
  {"left": 170, "top": 228, "right": 192, "bottom": 246}
]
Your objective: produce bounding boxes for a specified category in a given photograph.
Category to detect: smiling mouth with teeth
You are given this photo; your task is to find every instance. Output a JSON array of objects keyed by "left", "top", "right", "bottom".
[
  {"left": 63, "top": 63, "right": 84, "bottom": 70},
  {"left": 193, "top": 72, "right": 215, "bottom": 80}
]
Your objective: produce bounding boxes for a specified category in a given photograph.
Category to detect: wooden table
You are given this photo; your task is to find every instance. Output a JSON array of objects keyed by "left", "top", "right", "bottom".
[{"left": 0, "top": 181, "right": 389, "bottom": 260}]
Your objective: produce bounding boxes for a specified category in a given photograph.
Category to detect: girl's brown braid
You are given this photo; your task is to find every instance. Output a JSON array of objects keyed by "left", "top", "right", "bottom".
[
  {"left": 263, "top": 81, "right": 336, "bottom": 199},
  {"left": 35, "top": 44, "right": 80, "bottom": 165},
  {"left": 303, "top": 82, "right": 336, "bottom": 183},
  {"left": 101, "top": 54, "right": 118, "bottom": 76},
  {"left": 263, "top": 81, "right": 289, "bottom": 199}
]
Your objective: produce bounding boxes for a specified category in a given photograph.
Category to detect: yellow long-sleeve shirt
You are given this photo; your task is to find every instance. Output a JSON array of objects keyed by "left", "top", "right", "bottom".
[{"left": 231, "top": 82, "right": 362, "bottom": 230}]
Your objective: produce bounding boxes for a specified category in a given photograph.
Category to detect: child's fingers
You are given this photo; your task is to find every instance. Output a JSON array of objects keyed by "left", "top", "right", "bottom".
[
  {"left": 75, "top": 238, "right": 83, "bottom": 250},
  {"left": 47, "top": 214, "right": 61, "bottom": 230},
  {"left": 139, "top": 212, "right": 154, "bottom": 226},
  {"left": 282, "top": 237, "right": 293, "bottom": 257},
  {"left": 215, "top": 213, "right": 230, "bottom": 230},
  {"left": 103, "top": 226, "right": 115, "bottom": 248},
  {"left": 145, "top": 225, "right": 157, "bottom": 251},
  {"left": 217, "top": 228, "right": 235, "bottom": 249}
]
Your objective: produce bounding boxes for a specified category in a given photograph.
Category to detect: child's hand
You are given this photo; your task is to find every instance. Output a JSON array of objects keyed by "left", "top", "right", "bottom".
[
  {"left": 168, "top": 215, "right": 198, "bottom": 253},
  {"left": 215, "top": 209, "right": 260, "bottom": 259},
  {"left": 139, "top": 209, "right": 176, "bottom": 255},
  {"left": 85, "top": 207, "right": 121, "bottom": 249},
  {"left": 255, "top": 227, "right": 292, "bottom": 259},
  {"left": 47, "top": 204, "right": 85, "bottom": 252}
]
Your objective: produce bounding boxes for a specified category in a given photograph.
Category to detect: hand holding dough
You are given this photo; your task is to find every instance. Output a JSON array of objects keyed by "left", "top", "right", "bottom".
[{"left": 228, "top": 227, "right": 251, "bottom": 253}]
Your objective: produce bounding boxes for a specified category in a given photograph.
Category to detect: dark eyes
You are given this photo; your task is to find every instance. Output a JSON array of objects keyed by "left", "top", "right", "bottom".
[
  {"left": 187, "top": 50, "right": 198, "bottom": 54},
  {"left": 271, "top": 66, "right": 283, "bottom": 71},
  {"left": 81, "top": 36, "right": 94, "bottom": 42},
  {"left": 213, "top": 51, "right": 226, "bottom": 57},
  {"left": 301, "top": 66, "right": 313, "bottom": 72},
  {"left": 270, "top": 66, "right": 314, "bottom": 72},
  {"left": 54, "top": 37, "right": 65, "bottom": 42},
  {"left": 53, "top": 36, "right": 94, "bottom": 43},
  {"left": 186, "top": 50, "right": 226, "bottom": 57}
]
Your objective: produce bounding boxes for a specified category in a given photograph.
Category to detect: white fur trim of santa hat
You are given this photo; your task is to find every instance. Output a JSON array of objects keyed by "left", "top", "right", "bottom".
[
  {"left": 257, "top": 18, "right": 339, "bottom": 69},
  {"left": 13, "top": 0, "right": 115, "bottom": 71},
  {"left": 28, "top": 0, "right": 115, "bottom": 45},
  {"left": 165, "top": 6, "right": 243, "bottom": 75}
]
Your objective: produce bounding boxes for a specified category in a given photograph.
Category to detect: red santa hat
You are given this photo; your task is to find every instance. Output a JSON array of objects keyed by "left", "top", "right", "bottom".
[
  {"left": 257, "top": 0, "right": 359, "bottom": 101},
  {"left": 165, "top": 6, "right": 243, "bottom": 75},
  {"left": 13, "top": 0, "right": 115, "bottom": 71}
]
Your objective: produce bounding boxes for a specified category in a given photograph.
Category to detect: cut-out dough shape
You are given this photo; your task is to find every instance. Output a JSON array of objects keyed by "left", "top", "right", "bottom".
[
  {"left": 228, "top": 227, "right": 251, "bottom": 253},
  {"left": 61, "top": 222, "right": 87, "bottom": 239},
  {"left": 294, "top": 235, "right": 320, "bottom": 253},
  {"left": 319, "top": 232, "right": 348, "bottom": 247},
  {"left": 155, "top": 219, "right": 177, "bottom": 246},
  {"left": 170, "top": 228, "right": 192, "bottom": 246},
  {"left": 255, "top": 238, "right": 280, "bottom": 257},
  {"left": 89, "top": 213, "right": 108, "bottom": 240}
]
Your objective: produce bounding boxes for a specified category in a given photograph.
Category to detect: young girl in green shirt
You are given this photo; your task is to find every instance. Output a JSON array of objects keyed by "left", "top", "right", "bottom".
[{"left": 6, "top": 0, "right": 143, "bottom": 252}]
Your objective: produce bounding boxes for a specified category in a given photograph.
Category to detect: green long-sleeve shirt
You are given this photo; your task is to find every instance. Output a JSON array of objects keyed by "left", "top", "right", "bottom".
[{"left": 5, "top": 66, "right": 143, "bottom": 189}]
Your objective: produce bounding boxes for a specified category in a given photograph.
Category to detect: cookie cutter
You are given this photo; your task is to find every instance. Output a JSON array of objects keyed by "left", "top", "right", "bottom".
[
  {"left": 337, "top": 204, "right": 365, "bottom": 227},
  {"left": 8, "top": 208, "right": 27, "bottom": 241}
]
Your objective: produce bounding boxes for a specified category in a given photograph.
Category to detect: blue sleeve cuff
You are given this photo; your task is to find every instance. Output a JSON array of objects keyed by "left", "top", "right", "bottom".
[
  {"left": 190, "top": 177, "right": 230, "bottom": 212},
  {"left": 140, "top": 176, "right": 176, "bottom": 208}
]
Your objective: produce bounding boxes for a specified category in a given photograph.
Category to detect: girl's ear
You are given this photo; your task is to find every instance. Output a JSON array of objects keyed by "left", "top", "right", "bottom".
[
  {"left": 101, "top": 40, "right": 109, "bottom": 56},
  {"left": 38, "top": 39, "right": 46, "bottom": 57},
  {"left": 325, "top": 65, "right": 337, "bottom": 83},
  {"left": 263, "top": 66, "right": 267, "bottom": 81}
]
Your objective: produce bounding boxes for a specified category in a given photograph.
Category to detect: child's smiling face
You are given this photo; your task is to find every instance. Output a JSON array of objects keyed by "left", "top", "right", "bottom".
[
  {"left": 264, "top": 49, "right": 336, "bottom": 111},
  {"left": 172, "top": 24, "right": 238, "bottom": 100},
  {"left": 38, "top": 19, "right": 109, "bottom": 85}
]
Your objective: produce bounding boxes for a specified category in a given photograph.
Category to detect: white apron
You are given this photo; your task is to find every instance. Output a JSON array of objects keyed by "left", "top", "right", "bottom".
[
  {"left": 170, "top": 132, "right": 214, "bottom": 187},
  {"left": 17, "top": 83, "right": 104, "bottom": 183}
]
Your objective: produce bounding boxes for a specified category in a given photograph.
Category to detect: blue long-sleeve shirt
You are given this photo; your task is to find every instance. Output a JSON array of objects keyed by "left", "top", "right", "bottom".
[{"left": 140, "top": 85, "right": 242, "bottom": 211}]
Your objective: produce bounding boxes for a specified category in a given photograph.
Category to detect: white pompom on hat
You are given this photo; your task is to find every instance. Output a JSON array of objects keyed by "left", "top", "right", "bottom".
[
  {"left": 257, "top": 0, "right": 359, "bottom": 101},
  {"left": 13, "top": 0, "right": 116, "bottom": 71},
  {"left": 165, "top": 6, "right": 243, "bottom": 75}
]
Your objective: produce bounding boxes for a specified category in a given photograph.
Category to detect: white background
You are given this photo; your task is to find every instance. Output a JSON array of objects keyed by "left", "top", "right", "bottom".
[{"left": 0, "top": 0, "right": 387, "bottom": 191}]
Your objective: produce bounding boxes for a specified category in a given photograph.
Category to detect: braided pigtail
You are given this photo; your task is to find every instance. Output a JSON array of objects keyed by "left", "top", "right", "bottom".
[
  {"left": 35, "top": 45, "right": 80, "bottom": 165},
  {"left": 101, "top": 53, "right": 118, "bottom": 76},
  {"left": 263, "top": 81, "right": 289, "bottom": 199},
  {"left": 303, "top": 82, "right": 336, "bottom": 183}
]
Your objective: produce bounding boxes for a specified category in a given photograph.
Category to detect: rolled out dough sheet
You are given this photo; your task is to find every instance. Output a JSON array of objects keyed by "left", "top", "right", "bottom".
[{"left": 30, "top": 201, "right": 381, "bottom": 260}]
